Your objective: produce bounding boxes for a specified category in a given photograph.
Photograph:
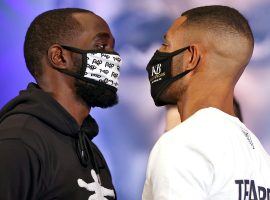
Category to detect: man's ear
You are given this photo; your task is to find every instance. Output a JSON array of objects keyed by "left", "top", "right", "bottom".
[
  {"left": 184, "top": 44, "right": 201, "bottom": 71},
  {"left": 47, "top": 44, "right": 69, "bottom": 70}
]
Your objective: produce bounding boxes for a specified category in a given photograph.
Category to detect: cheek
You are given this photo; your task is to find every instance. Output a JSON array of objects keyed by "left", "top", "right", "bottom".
[
  {"left": 161, "top": 78, "right": 183, "bottom": 101},
  {"left": 171, "top": 55, "right": 184, "bottom": 76},
  {"left": 72, "top": 55, "right": 82, "bottom": 71}
]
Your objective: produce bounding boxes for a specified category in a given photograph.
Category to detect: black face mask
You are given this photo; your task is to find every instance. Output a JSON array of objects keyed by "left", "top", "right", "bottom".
[{"left": 146, "top": 46, "right": 193, "bottom": 106}]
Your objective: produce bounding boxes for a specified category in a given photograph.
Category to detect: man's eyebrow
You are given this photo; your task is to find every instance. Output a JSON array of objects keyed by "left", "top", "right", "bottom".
[
  {"left": 93, "top": 32, "right": 111, "bottom": 40},
  {"left": 93, "top": 32, "right": 115, "bottom": 47}
]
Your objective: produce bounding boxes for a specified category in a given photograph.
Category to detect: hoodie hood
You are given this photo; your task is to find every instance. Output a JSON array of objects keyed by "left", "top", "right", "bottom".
[{"left": 0, "top": 83, "right": 98, "bottom": 139}]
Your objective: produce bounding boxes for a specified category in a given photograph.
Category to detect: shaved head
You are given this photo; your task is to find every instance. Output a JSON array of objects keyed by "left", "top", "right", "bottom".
[
  {"left": 151, "top": 5, "right": 255, "bottom": 119},
  {"left": 179, "top": 5, "right": 254, "bottom": 83},
  {"left": 181, "top": 5, "right": 253, "bottom": 43},
  {"left": 24, "top": 8, "right": 94, "bottom": 79}
]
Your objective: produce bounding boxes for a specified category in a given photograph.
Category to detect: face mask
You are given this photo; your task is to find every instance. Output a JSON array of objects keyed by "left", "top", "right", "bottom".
[
  {"left": 146, "top": 46, "right": 192, "bottom": 106},
  {"left": 55, "top": 45, "right": 122, "bottom": 92}
]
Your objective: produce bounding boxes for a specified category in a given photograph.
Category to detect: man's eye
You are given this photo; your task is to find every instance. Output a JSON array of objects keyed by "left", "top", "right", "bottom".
[
  {"left": 96, "top": 44, "right": 106, "bottom": 49},
  {"left": 162, "top": 42, "right": 169, "bottom": 46}
]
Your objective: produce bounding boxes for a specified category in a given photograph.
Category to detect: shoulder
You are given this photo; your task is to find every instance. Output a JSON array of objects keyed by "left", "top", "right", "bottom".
[
  {"left": 144, "top": 108, "right": 242, "bottom": 198},
  {"left": 155, "top": 108, "right": 232, "bottom": 152},
  {"left": 0, "top": 138, "right": 40, "bottom": 165},
  {"left": 170, "top": 108, "right": 237, "bottom": 150},
  {"left": 0, "top": 138, "right": 47, "bottom": 198},
  {"left": 0, "top": 113, "right": 57, "bottom": 169},
  {"left": 147, "top": 107, "right": 236, "bottom": 179},
  {"left": 0, "top": 113, "right": 56, "bottom": 144}
]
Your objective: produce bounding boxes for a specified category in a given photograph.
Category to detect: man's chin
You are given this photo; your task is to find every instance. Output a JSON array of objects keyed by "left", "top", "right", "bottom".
[
  {"left": 87, "top": 94, "right": 119, "bottom": 108},
  {"left": 75, "top": 80, "right": 119, "bottom": 109}
]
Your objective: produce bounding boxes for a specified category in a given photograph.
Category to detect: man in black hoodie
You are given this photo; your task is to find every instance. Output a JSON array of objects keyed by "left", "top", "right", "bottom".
[{"left": 0, "top": 8, "right": 121, "bottom": 200}]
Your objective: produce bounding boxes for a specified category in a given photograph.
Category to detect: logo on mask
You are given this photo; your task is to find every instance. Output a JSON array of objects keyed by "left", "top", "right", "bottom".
[
  {"left": 111, "top": 72, "right": 119, "bottom": 79},
  {"left": 113, "top": 56, "right": 121, "bottom": 62},
  {"left": 87, "top": 64, "right": 97, "bottom": 70},
  {"left": 151, "top": 63, "right": 162, "bottom": 76},
  {"left": 90, "top": 73, "right": 102, "bottom": 78},
  {"left": 149, "top": 63, "right": 166, "bottom": 84},
  {"left": 92, "top": 59, "right": 103, "bottom": 66},
  {"left": 100, "top": 69, "right": 109, "bottom": 75},
  {"left": 101, "top": 53, "right": 110, "bottom": 59},
  {"left": 105, "top": 62, "right": 115, "bottom": 68}
]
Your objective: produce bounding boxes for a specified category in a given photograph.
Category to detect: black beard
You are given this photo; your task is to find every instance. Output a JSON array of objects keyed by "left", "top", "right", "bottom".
[
  {"left": 71, "top": 55, "right": 118, "bottom": 108},
  {"left": 75, "top": 79, "right": 118, "bottom": 108}
]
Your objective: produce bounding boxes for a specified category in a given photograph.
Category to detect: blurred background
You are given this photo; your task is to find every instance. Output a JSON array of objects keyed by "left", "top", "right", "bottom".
[{"left": 1, "top": 0, "right": 270, "bottom": 199}]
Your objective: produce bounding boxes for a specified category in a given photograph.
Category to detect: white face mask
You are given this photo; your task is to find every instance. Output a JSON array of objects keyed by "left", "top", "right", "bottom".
[
  {"left": 56, "top": 45, "right": 122, "bottom": 92},
  {"left": 85, "top": 52, "right": 121, "bottom": 89}
]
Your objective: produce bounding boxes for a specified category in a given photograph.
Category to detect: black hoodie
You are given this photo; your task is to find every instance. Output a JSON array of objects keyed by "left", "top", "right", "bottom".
[{"left": 0, "top": 83, "right": 116, "bottom": 200}]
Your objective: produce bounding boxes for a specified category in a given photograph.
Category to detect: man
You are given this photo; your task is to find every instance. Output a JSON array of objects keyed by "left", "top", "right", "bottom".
[
  {"left": 0, "top": 8, "right": 121, "bottom": 200},
  {"left": 143, "top": 5, "right": 270, "bottom": 200}
]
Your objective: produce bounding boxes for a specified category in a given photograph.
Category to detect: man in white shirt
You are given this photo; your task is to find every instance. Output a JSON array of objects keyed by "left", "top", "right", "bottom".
[{"left": 143, "top": 5, "right": 270, "bottom": 200}]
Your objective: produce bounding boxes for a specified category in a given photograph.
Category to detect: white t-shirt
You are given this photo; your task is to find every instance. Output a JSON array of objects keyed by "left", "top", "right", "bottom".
[{"left": 142, "top": 107, "right": 270, "bottom": 200}]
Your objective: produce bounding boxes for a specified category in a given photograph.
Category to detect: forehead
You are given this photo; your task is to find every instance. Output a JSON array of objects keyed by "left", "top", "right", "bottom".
[
  {"left": 166, "top": 16, "right": 187, "bottom": 39},
  {"left": 72, "top": 13, "right": 113, "bottom": 43}
]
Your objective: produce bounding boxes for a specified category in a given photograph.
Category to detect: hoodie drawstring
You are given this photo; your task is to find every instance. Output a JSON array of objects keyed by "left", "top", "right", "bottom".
[{"left": 76, "top": 130, "right": 101, "bottom": 180}]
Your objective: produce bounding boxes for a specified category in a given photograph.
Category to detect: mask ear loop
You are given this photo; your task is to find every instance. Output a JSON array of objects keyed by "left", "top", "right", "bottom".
[
  {"left": 61, "top": 45, "right": 86, "bottom": 54},
  {"left": 61, "top": 45, "right": 86, "bottom": 77},
  {"left": 80, "top": 53, "right": 88, "bottom": 76},
  {"left": 169, "top": 46, "right": 190, "bottom": 57},
  {"left": 58, "top": 45, "right": 85, "bottom": 76}
]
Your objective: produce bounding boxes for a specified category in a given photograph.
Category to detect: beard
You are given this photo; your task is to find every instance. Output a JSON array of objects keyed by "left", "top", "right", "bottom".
[
  {"left": 73, "top": 56, "right": 118, "bottom": 108},
  {"left": 159, "top": 75, "right": 187, "bottom": 106},
  {"left": 75, "top": 80, "right": 118, "bottom": 108}
]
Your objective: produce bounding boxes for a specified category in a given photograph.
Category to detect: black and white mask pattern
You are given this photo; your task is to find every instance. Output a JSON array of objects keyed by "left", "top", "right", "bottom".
[
  {"left": 57, "top": 45, "right": 122, "bottom": 93},
  {"left": 85, "top": 52, "right": 122, "bottom": 89}
]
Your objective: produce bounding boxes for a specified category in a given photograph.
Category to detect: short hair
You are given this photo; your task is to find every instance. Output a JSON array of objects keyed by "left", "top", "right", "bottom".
[
  {"left": 181, "top": 5, "right": 254, "bottom": 47},
  {"left": 24, "top": 8, "right": 93, "bottom": 79}
]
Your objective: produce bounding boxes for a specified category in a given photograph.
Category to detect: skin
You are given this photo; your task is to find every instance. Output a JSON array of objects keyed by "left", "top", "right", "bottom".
[
  {"left": 164, "top": 105, "right": 181, "bottom": 132},
  {"left": 37, "top": 12, "right": 115, "bottom": 126},
  {"left": 159, "top": 16, "right": 253, "bottom": 122}
]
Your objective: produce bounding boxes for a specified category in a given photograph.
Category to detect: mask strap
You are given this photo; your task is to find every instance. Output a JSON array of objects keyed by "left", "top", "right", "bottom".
[
  {"left": 169, "top": 46, "right": 190, "bottom": 57},
  {"left": 59, "top": 45, "right": 87, "bottom": 77},
  {"left": 61, "top": 45, "right": 85, "bottom": 54},
  {"left": 155, "top": 46, "right": 189, "bottom": 58},
  {"left": 81, "top": 53, "right": 88, "bottom": 76}
]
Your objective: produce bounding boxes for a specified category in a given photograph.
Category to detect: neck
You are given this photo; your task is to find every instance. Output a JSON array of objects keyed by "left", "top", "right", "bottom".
[
  {"left": 177, "top": 81, "right": 235, "bottom": 122},
  {"left": 39, "top": 82, "right": 90, "bottom": 126}
]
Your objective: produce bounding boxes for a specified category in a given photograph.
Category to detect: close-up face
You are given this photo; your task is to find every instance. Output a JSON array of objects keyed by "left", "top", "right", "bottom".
[
  {"left": 59, "top": 13, "right": 120, "bottom": 108},
  {"left": 158, "top": 16, "right": 191, "bottom": 104}
]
